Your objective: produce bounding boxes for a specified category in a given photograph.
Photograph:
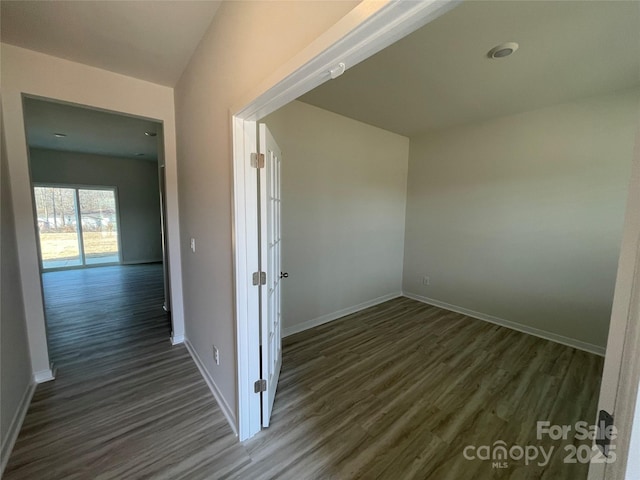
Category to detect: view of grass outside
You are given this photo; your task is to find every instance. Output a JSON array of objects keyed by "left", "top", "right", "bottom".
[
  {"left": 39, "top": 232, "right": 119, "bottom": 262},
  {"left": 34, "top": 186, "right": 120, "bottom": 268}
]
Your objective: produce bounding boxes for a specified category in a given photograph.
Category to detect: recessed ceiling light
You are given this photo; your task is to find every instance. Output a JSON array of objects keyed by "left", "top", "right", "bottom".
[
  {"left": 488, "top": 42, "right": 519, "bottom": 59},
  {"left": 144, "top": 131, "right": 157, "bottom": 137},
  {"left": 53, "top": 133, "right": 67, "bottom": 138}
]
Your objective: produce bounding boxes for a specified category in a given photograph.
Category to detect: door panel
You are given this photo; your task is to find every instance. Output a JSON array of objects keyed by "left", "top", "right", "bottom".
[
  {"left": 78, "top": 189, "right": 120, "bottom": 265},
  {"left": 259, "top": 123, "right": 283, "bottom": 428},
  {"left": 34, "top": 186, "right": 82, "bottom": 269}
]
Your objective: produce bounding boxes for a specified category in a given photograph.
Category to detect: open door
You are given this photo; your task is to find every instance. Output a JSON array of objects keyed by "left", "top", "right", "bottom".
[
  {"left": 258, "top": 123, "right": 283, "bottom": 428},
  {"left": 587, "top": 139, "right": 640, "bottom": 479}
]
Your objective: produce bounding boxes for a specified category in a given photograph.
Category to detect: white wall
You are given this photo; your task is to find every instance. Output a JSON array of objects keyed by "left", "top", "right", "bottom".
[
  {"left": 29, "top": 148, "right": 163, "bottom": 264},
  {"left": 403, "top": 87, "right": 640, "bottom": 351},
  {"left": 0, "top": 43, "right": 186, "bottom": 377},
  {"left": 263, "top": 100, "right": 408, "bottom": 335},
  {"left": 174, "top": 0, "right": 360, "bottom": 423},
  {"left": 1, "top": 114, "right": 33, "bottom": 474}
]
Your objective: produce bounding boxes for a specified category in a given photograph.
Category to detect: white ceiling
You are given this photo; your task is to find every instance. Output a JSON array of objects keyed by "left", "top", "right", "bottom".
[
  {"left": 23, "top": 98, "right": 161, "bottom": 161},
  {"left": 300, "top": 0, "right": 640, "bottom": 137},
  {"left": 0, "top": 0, "right": 221, "bottom": 86},
  {"left": 6, "top": 1, "right": 639, "bottom": 148}
]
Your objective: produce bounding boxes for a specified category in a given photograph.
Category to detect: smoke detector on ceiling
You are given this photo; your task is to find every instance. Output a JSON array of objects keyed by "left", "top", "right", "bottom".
[{"left": 488, "top": 42, "right": 519, "bottom": 59}]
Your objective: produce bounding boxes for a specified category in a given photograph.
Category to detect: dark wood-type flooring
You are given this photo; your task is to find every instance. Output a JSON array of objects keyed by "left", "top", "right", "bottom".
[{"left": 4, "top": 264, "right": 603, "bottom": 479}]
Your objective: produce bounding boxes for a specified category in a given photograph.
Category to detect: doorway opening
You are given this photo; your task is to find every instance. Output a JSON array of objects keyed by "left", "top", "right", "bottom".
[
  {"left": 232, "top": 2, "right": 640, "bottom": 478},
  {"left": 23, "top": 95, "right": 173, "bottom": 371}
]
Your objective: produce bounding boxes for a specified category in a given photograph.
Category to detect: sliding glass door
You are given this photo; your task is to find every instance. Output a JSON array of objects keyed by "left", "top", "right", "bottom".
[
  {"left": 33, "top": 186, "right": 82, "bottom": 268},
  {"left": 78, "top": 189, "right": 120, "bottom": 265},
  {"left": 33, "top": 185, "right": 121, "bottom": 269}
]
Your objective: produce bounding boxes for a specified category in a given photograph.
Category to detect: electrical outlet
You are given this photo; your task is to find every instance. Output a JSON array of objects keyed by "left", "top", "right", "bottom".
[
  {"left": 213, "top": 345, "right": 219, "bottom": 365},
  {"left": 422, "top": 275, "right": 430, "bottom": 286},
  {"left": 190, "top": 238, "right": 196, "bottom": 253}
]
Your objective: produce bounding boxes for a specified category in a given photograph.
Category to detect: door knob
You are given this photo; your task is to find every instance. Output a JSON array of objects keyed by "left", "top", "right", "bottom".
[{"left": 280, "top": 272, "right": 289, "bottom": 279}]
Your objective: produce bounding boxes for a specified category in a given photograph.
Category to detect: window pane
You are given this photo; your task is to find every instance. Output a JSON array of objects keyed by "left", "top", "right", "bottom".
[
  {"left": 34, "top": 186, "right": 82, "bottom": 269},
  {"left": 78, "top": 189, "right": 119, "bottom": 265}
]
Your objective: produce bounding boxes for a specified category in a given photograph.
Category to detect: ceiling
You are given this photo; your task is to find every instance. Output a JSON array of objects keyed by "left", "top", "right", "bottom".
[
  {"left": 23, "top": 98, "right": 161, "bottom": 161},
  {"left": 300, "top": 0, "right": 640, "bottom": 137},
  {"left": 0, "top": 0, "right": 221, "bottom": 86},
  {"left": 6, "top": 1, "right": 639, "bottom": 145}
]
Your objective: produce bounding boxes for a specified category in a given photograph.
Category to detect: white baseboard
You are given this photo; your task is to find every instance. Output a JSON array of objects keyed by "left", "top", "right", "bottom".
[
  {"left": 171, "top": 334, "right": 185, "bottom": 345},
  {"left": 184, "top": 339, "right": 238, "bottom": 437},
  {"left": 33, "top": 367, "right": 55, "bottom": 383},
  {"left": 283, "top": 291, "right": 403, "bottom": 338},
  {"left": 403, "top": 292, "right": 606, "bottom": 357},
  {"left": 1, "top": 381, "right": 36, "bottom": 476}
]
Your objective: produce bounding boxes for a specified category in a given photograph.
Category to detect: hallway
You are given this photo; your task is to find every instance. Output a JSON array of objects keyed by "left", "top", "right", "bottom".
[{"left": 4, "top": 265, "right": 246, "bottom": 479}]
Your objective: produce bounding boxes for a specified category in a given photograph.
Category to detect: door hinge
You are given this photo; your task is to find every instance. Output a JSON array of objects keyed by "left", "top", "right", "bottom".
[
  {"left": 251, "top": 153, "right": 265, "bottom": 168},
  {"left": 252, "top": 271, "right": 266, "bottom": 286},
  {"left": 254, "top": 379, "right": 267, "bottom": 393}
]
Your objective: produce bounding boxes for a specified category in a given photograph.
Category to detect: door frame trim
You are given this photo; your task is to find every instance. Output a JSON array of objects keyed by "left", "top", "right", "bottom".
[
  {"left": 231, "top": 6, "right": 640, "bottom": 476},
  {"left": 3, "top": 68, "right": 186, "bottom": 382},
  {"left": 231, "top": 0, "right": 462, "bottom": 441}
]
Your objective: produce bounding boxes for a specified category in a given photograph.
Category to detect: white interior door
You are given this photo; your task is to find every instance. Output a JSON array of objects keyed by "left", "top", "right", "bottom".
[
  {"left": 258, "top": 123, "right": 283, "bottom": 428},
  {"left": 588, "top": 138, "right": 640, "bottom": 479}
]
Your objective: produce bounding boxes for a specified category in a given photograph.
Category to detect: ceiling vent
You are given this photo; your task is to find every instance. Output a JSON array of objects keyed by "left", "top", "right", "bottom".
[{"left": 488, "top": 42, "right": 519, "bottom": 59}]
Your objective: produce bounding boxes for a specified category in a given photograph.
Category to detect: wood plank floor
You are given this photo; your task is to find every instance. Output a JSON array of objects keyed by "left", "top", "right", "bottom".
[
  {"left": 3, "top": 265, "right": 246, "bottom": 479},
  {"left": 234, "top": 298, "right": 604, "bottom": 480},
  {"left": 4, "top": 265, "right": 604, "bottom": 479}
]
